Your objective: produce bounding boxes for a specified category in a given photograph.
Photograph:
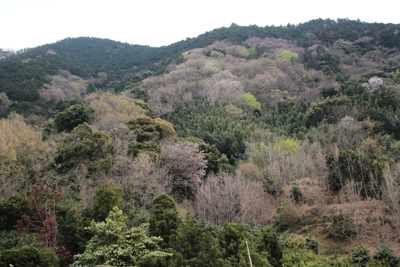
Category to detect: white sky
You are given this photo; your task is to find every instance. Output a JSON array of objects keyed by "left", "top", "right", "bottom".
[{"left": 2, "top": 0, "right": 400, "bottom": 51}]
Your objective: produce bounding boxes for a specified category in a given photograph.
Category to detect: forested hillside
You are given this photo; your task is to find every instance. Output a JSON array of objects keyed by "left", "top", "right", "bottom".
[{"left": 1, "top": 18, "right": 400, "bottom": 267}]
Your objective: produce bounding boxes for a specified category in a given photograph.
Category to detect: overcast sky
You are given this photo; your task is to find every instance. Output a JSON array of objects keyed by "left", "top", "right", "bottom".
[{"left": 2, "top": 0, "right": 400, "bottom": 51}]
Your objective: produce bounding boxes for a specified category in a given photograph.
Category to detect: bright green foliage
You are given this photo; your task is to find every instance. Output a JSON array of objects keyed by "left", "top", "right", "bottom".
[
  {"left": 236, "top": 93, "right": 261, "bottom": 111},
  {"left": 307, "top": 254, "right": 352, "bottom": 267},
  {"left": 91, "top": 183, "right": 123, "bottom": 222},
  {"left": 282, "top": 235, "right": 304, "bottom": 250},
  {"left": 389, "top": 69, "right": 400, "bottom": 83},
  {"left": 149, "top": 194, "right": 178, "bottom": 248},
  {"left": 372, "top": 243, "right": 400, "bottom": 267},
  {"left": 54, "top": 104, "right": 95, "bottom": 132},
  {"left": 71, "top": 207, "right": 171, "bottom": 267},
  {"left": 54, "top": 122, "right": 113, "bottom": 173},
  {"left": 125, "top": 117, "right": 162, "bottom": 143},
  {"left": 169, "top": 214, "right": 226, "bottom": 267},
  {"left": 280, "top": 236, "right": 317, "bottom": 267},
  {"left": 352, "top": 246, "right": 370, "bottom": 267},
  {"left": 154, "top": 118, "right": 177, "bottom": 140},
  {"left": 127, "top": 141, "right": 161, "bottom": 157},
  {"left": 247, "top": 47, "right": 259, "bottom": 59},
  {"left": 0, "top": 245, "right": 58, "bottom": 267},
  {"left": 281, "top": 138, "right": 300, "bottom": 154},
  {"left": 274, "top": 50, "right": 298, "bottom": 63}
]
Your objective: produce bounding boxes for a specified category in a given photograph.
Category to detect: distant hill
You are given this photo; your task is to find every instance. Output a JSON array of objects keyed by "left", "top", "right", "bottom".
[{"left": 0, "top": 18, "right": 399, "bottom": 106}]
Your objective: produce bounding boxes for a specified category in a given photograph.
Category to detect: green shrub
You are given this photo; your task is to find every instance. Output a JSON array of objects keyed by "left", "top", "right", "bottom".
[
  {"left": 352, "top": 246, "right": 370, "bottom": 267},
  {"left": 0, "top": 193, "right": 27, "bottom": 231},
  {"left": 131, "top": 86, "right": 149, "bottom": 102},
  {"left": 54, "top": 104, "right": 95, "bottom": 132},
  {"left": 125, "top": 117, "right": 162, "bottom": 143},
  {"left": 278, "top": 231, "right": 294, "bottom": 246},
  {"left": 308, "top": 254, "right": 352, "bottom": 266},
  {"left": 127, "top": 141, "right": 161, "bottom": 157},
  {"left": 259, "top": 226, "right": 283, "bottom": 267},
  {"left": 330, "top": 213, "right": 356, "bottom": 238},
  {"left": 280, "top": 237, "right": 316, "bottom": 266},
  {"left": 290, "top": 186, "right": 303, "bottom": 203},
  {"left": 274, "top": 50, "right": 299, "bottom": 63},
  {"left": 91, "top": 183, "right": 123, "bottom": 221},
  {"left": 305, "top": 236, "right": 319, "bottom": 255},
  {"left": 54, "top": 122, "right": 113, "bottom": 173},
  {"left": 372, "top": 243, "right": 400, "bottom": 267},
  {"left": 149, "top": 193, "right": 178, "bottom": 248},
  {"left": 71, "top": 207, "right": 170, "bottom": 267},
  {"left": 276, "top": 201, "right": 299, "bottom": 231},
  {"left": 0, "top": 245, "right": 58, "bottom": 267}
]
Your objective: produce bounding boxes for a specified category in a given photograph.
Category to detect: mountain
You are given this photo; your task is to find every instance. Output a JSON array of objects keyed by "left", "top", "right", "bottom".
[
  {"left": 2, "top": 18, "right": 400, "bottom": 265},
  {"left": 1, "top": 18, "right": 399, "bottom": 105}
]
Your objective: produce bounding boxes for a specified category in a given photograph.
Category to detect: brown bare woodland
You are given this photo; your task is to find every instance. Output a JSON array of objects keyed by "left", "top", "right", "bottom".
[{"left": 194, "top": 172, "right": 277, "bottom": 225}]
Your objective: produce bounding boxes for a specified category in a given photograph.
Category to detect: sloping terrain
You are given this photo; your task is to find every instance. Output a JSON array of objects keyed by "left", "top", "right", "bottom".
[{"left": 1, "top": 18, "right": 400, "bottom": 266}]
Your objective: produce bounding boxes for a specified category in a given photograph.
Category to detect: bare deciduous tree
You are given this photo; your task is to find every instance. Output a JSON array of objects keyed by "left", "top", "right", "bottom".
[
  {"left": 39, "top": 70, "right": 87, "bottom": 101},
  {"left": 0, "top": 113, "right": 55, "bottom": 197},
  {"left": 382, "top": 164, "right": 400, "bottom": 231},
  {"left": 245, "top": 134, "right": 327, "bottom": 196},
  {"left": 106, "top": 123, "right": 136, "bottom": 156},
  {"left": 162, "top": 142, "right": 207, "bottom": 199},
  {"left": 110, "top": 152, "right": 171, "bottom": 209},
  {"left": 194, "top": 172, "right": 276, "bottom": 225},
  {"left": 0, "top": 92, "right": 12, "bottom": 111}
]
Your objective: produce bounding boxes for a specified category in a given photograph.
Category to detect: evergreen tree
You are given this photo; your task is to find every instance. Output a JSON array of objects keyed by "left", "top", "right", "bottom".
[
  {"left": 71, "top": 207, "right": 171, "bottom": 267},
  {"left": 169, "top": 213, "right": 225, "bottom": 267},
  {"left": 259, "top": 226, "right": 283, "bottom": 267},
  {"left": 149, "top": 194, "right": 179, "bottom": 248},
  {"left": 91, "top": 183, "right": 123, "bottom": 222},
  {"left": 54, "top": 104, "right": 95, "bottom": 132}
]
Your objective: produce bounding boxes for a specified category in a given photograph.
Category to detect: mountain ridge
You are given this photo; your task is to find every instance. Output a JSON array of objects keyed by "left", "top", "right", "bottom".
[{"left": 0, "top": 17, "right": 399, "bottom": 113}]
